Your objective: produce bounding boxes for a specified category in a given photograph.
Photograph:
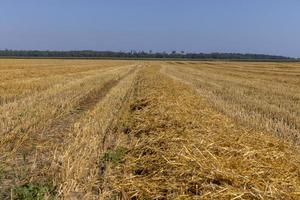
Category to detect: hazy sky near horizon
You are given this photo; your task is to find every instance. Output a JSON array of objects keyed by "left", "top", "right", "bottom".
[{"left": 1, "top": 0, "right": 300, "bottom": 57}]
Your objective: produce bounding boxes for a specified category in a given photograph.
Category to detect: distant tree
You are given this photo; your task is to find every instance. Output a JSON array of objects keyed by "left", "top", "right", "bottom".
[{"left": 0, "top": 50, "right": 293, "bottom": 60}]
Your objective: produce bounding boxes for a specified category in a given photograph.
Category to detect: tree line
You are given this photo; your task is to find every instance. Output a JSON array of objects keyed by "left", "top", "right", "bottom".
[{"left": 0, "top": 50, "right": 294, "bottom": 60}]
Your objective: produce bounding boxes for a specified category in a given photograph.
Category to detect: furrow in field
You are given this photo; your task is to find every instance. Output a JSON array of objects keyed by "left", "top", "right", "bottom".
[
  {"left": 0, "top": 64, "right": 132, "bottom": 106},
  {"left": 0, "top": 65, "right": 135, "bottom": 139},
  {"left": 56, "top": 64, "right": 141, "bottom": 199},
  {"left": 0, "top": 65, "right": 137, "bottom": 198},
  {"left": 37, "top": 65, "right": 138, "bottom": 154}
]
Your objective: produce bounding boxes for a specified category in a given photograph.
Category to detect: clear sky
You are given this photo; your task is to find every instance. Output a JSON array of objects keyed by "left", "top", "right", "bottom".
[{"left": 1, "top": 0, "right": 300, "bottom": 57}]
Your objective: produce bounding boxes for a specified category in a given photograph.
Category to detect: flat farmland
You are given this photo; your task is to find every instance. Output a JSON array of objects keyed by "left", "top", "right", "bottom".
[
  {"left": 163, "top": 61, "right": 300, "bottom": 143},
  {"left": 0, "top": 59, "right": 300, "bottom": 199}
]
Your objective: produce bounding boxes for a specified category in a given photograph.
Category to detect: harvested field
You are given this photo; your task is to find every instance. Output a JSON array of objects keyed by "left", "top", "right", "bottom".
[
  {"left": 0, "top": 59, "right": 300, "bottom": 199},
  {"left": 163, "top": 61, "right": 300, "bottom": 144}
]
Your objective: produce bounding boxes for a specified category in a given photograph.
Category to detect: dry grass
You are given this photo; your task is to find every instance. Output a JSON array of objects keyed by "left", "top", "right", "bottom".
[
  {"left": 162, "top": 61, "right": 300, "bottom": 144},
  {"left": 110, "top": 65, "right": 300, "bottom": 199},
  {"left": 0, "top": 59, "right": 131, "bottom": 105},
  {"left": 57, "top": 65, "right": 140, "bottom": 199},
  {"left": 0, "top": 59, "right": 137, "bottom": 198},
  {"left": 1, "top": 59, "right": 300, "bottom": 199}
]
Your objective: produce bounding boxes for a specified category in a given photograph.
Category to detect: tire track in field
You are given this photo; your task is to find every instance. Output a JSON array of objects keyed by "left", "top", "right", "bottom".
[
  {"left": 38, "top": 66, "right": 138, "bottom": 152},
  {"left": 0, "top": 66, "right": 138, "bottom": 197},
  {"left": 0, "top": 65, "right": 132, "bottom": 106},
  {"left": 57, "top": 65, "right": 142, "bottom": 199},
  {"left": 1, "top": 66, "right": 136, "bottom": 152},
  {"left": 0, "top": 65, "right": 134, "bottom": 143},
  {"left": 96, "top": 66, "right": 143, "bottom": 198}
]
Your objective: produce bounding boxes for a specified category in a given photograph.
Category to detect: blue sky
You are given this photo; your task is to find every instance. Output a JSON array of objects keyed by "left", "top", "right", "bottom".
[{"left": 0, "top": 0, "right": 300, "bottom": 57}]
